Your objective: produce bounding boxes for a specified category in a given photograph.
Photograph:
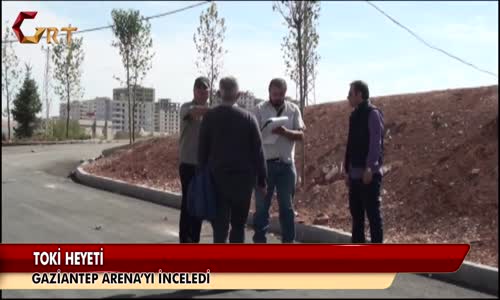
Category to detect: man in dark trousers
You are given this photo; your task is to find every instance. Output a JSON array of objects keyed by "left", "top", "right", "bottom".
[
  {"left": 178, "top": 76, "right": 211, "bottom": 243},
  {"left": 344, "top": 80, "right": 385, "bottom": 243},
  {"left": 198, "top": 76, "right": 267, "bottom": 243}
]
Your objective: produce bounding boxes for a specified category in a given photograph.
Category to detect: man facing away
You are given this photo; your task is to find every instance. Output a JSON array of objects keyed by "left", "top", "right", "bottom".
[
  {"left": 178, "top": 76, "right": 211, "bottom": 243},
  {"left": 198, "top": 76, "right": 267, "bottom": 243},
  {"left": 344, "top": 80, "right": 385, "bottom": 243},
  {"left": 252, "top": 78, "right": 305, "bottom": 243}
]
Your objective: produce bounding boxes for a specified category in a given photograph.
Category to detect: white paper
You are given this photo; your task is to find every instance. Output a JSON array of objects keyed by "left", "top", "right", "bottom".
[{"left": 261, "top": 116, "right": 289, "bottom": 145}]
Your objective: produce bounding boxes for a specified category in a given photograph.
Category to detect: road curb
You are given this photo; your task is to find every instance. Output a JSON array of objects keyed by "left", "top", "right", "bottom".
[
  {"left": 2, "top": 140, "right": 115, "bottom": 147},
  {"left": 426, "top": 261, "right": 498, "bottom": 296},
  {"left": 243, "top": 210, "right": 497, "bottom": 295},
  {"left": 75, "top": 162, "right": 181, "bottom": 210},
  {"left": 100, "top": 139, "right": 160, "bottom": 157},
  {"left": 101, "top": 144, "right": 133, "bottom": 157},
  {"left": 75, "top": 160, "right": 498, "bottom": 296}
]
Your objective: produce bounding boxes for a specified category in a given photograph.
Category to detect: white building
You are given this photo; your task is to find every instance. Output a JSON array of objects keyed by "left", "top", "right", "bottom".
[
  {"left": 238, "top": 91, "right": 262, "bottom": 110},
  {"left": 154, "top": 98, "right": 180, "bottom": 135},
  {"left": 59, "top": 101, "right": 82, "bottom": 120},
  {"left": 211, "top": 90, "right": 262, "bottom": 111},
  {"left": 59, "top": 97, "right": 112, "bottom": 121},
  {"left": 112, "top": 86, "right": 155, "bottom": 133},
  {"left": 78, "top": 119, "right": 113, "bottom": 139}
]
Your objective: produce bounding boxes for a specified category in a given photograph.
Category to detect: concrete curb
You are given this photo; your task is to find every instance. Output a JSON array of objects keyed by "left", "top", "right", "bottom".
[
  {"left": 101, "top": 144, "right": 133, "bottom": 157},
  {"left": 242, "top": 210, "right": 498, "bottom": 296},
  {"left": 75, "top": 162, "right": 181, "bottom": 210},
  {"left": 2, "top": 140, "right": 116, "bottom": 147},
  {"left": 427, "top": 261, "right": 498, "bottom": 296},
  {"left": 100, "top": 138, "right": 160, "bottom": 157},
  {"left": 74, "top": 159, "right": 498, "bottom": 296}
]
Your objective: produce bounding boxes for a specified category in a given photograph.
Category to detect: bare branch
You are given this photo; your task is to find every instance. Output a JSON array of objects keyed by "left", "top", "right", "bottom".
[{"left": 193, "top": 2, "right": 227, "bottom": 105}]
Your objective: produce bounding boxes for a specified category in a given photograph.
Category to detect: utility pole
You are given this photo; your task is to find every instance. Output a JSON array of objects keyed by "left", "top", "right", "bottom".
[{"left": 42, "top": 45, "right": 51, "bottom": 138}]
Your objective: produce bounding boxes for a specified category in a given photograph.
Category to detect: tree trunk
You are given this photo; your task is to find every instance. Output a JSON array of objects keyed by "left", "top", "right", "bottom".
[
  {"left": 126, "top": 52, "right": 132, "bottom": 145},
  {"left": 66, "top": 82, "right": 70, "bottom": 139},
  {"left": 210, "top": 46, "right": 215, "bottom": 106},
  {"left": 5, "top": 65, "right": 11, "bottom": 142},
  {"left": 297, "top": 13, "right": 306, "bottom": 187},
  {"left": 6, "top": 82, "right": 11, "bottom": 142},
  {"left": 132, "top": 85, "right": 136, "bottom": 143},
  {"left": 45, "top": 47, "right": 50, "bottom": 138}
]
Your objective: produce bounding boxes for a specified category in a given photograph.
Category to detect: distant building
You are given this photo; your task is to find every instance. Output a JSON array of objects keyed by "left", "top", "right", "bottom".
[
  {"left": 211, "top": 90, "right": 262, "bottom": 111},
  {"left": 112, "top": 86, "right": 155, "bottom": 133},
  {"left": 1, "top": 119, "right": 17, "bottom": 140},
  {"left": 78, "top": 119, "right": 112, "bottom": 139},
  {"left": 154, "top": 98, "right": 180, "bottom": 135},
  {"left": 238, "top": 91, "right": 262, "bottom": 110},
  {"left": 59, "top": 97, "right": 112, "bottom": 121},
  {"left": 59, "top": 101, "right": 82, "bottom": 120}
]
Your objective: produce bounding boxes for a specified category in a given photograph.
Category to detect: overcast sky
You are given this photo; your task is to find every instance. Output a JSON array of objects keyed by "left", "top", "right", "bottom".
[{"left": 2, "top": 1, "right": 498, "bottom": 117}]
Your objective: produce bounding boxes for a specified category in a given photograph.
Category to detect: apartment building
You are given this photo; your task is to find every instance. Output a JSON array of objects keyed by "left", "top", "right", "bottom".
[
  {"left": 59, "top": 97, "right": 112, "bottom": 121},
  {"left": 211, "top": 90, "right": 262, "bottom": 111},
  {"left": 154, "top": 98, "right": 180, "bottom": 135},
  {"left": 59, "top": 101, "right": 82, "bottom": 120},
  {"left": 112, "top": 86, "right": 155, "bottom": 133}
]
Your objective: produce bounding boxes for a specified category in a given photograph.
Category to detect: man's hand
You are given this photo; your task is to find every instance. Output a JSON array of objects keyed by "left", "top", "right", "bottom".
[
  {"left": 272, "top": 125, "right": 288, "bottom": 136},
  {"left": 362, "top": 168, "right": 373, "bottom": 185},
  {"left": 190, "top": 106, "right": 209, "bottom": 119},
  {"left": 256, "top": 183, "right": 267, "bottom": 196},
  {"left": 272, "top": 126, "right": 304, "bottom": 141}
]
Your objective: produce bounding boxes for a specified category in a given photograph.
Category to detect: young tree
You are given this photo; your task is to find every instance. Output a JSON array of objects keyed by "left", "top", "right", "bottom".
[
  {"left": 273, "top": 1, "right": 321, "bottom": 186},
  {"left": 11, "top": 64, "right": 42, "bottom": 139},
  {"left": 52, "top": 34, "right": 85, "bottom": 139},
  {"left": 111, "top": 9, "right": 154, "bottom": 144},
  {"left": 274, "top": 1, "right": 320, "bottom": 113},
  {"left": 193, "top": 2, "right": 227, "bottom": 105},
  {"left": 1, "top": 24, "right": 21, "bottom": 142}
]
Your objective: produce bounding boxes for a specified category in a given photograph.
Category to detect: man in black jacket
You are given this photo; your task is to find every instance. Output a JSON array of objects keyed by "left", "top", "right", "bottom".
[
  {"left": 198, "top": 76, "right": 267, "bottom": 243},
  {"left": 344, "top": 80, "right": 385, "bottom": 243}
]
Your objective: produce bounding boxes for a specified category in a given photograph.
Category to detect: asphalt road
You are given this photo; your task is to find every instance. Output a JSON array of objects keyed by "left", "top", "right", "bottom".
[{"left": 1, "top": 144, "right": 494, "bottom": 298}]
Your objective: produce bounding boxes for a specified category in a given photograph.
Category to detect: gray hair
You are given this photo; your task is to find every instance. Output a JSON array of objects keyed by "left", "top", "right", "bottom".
[
  {"left": 219, "top": 76, "right": 239, "bottom": 102},
  {"left": 219, "top": 76, "right": 239, "bottom": 92}
]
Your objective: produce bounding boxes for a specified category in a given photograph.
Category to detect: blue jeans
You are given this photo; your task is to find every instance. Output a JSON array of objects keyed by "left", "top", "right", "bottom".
[{"left": 253, "top": 161, "right": 297, "bottom": 243}]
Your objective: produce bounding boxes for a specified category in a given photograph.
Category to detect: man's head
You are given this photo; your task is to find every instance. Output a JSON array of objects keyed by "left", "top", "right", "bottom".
[
  {"left": 219, "top": 76, "right": 239, "bottom": 103},
  {"left": 193, "top": 76, "right": 210, "bottom": 104},
  {"left": 348, "top": 80, "right": 369, "bottom": 108},
  {"left": 268, "top": 78, "right": 287, "bottom": 107}
]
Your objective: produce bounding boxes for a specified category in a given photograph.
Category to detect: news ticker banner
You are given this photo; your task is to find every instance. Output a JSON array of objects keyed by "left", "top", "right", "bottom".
[{"left": 0, "top": 244, "right": 470, "bottom": 290}]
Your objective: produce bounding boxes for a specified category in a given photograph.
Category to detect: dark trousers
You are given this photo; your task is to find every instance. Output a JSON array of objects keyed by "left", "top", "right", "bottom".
[
  {"left": 179, "top": 163, "right": 203, "bottom": 243},
  {"left": 211, "top": 171, "right": 254, "bottom": 243},
  {"left": 348, "top": 174, "right": 383, "bottom": 243}
]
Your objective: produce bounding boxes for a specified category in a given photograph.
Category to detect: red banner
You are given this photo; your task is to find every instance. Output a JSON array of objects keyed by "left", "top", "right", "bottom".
[{"left": 0, "top": 244, "right": 469, "bottom": 273}]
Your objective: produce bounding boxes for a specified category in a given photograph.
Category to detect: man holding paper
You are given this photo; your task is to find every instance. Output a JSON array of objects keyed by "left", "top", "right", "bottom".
[{"left": 252, "top": 78, "right": 305, "bottom": 243}]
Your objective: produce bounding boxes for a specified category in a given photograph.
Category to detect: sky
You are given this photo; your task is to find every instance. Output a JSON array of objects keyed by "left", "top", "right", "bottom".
[{"left": 1, "top": 1, "right": 498, "bottom": 117}]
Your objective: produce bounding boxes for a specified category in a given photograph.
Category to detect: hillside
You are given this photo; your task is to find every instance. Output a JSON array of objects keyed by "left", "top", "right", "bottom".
[{"left": 85, "top": 85, "right": 498, "bottom": 266}]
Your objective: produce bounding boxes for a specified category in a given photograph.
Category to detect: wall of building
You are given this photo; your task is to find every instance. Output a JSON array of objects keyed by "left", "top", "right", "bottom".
[
  {"left": 112, "top": 86, "right": 156, "bottom": 134},
  {"left": 154, "top": 98, "right": 180, "bottom": 135}
]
